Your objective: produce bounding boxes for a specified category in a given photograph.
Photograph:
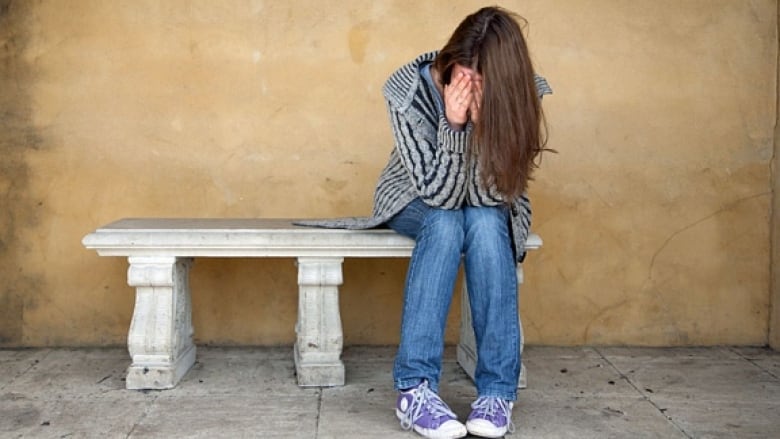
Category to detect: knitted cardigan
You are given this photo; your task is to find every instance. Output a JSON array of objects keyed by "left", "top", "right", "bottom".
[{"left": 297, "top": 51, "right": 552, "bottom": 262}]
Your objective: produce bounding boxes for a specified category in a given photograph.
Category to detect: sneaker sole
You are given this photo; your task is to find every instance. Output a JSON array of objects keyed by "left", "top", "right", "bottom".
[
  {"left": 396, "top": 409, "right": 468, "bottom": 439},
  {"left": 466, "top": 420, "right": 507, "bottom": 438}
]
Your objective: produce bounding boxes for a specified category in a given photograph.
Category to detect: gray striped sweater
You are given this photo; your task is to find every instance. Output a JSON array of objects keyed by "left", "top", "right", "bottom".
[{"left": 298, "top": 51, "right": 552, "bottom": 262}]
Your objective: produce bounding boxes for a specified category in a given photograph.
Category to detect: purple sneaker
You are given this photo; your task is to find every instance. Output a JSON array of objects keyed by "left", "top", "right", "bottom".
[
  {"left": 466, "top": 396, "right": 515, "bottom": 438},
  {"left": 395, "top": 381, "right": 467, "bottom": 439}
]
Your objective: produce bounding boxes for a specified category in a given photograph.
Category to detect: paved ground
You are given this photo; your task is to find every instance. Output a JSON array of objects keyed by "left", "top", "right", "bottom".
[{"left": 1, "top": 345, "right": 778, "bottom": 438}]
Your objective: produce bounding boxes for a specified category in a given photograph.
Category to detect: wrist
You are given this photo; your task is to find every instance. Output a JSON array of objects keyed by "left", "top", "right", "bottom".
[
  {"left": 448, "top": 121, "right": 465, "bottom": 131},
  {"left": 438, "top": 114, "right": 471, "bottom": 153},
  {"left": 446, "top": 114, "right": 466, "bottom": 131}
]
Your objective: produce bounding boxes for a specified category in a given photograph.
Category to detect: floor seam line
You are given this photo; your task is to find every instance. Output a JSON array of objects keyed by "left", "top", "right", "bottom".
[
  {"left": 595, "top": 348, "right": 693, "bottom": 439},
  {"left": 314, "top": 387, "right": 323, "bottom": 439},
  {"left": 125, "top": 391, "right": 160, "bottom": 439},
  {"left": 728, "top": 346, "right": 780, "bottom": 380},
  {"left": 0, "top": 349, "right": 53, "bottom": 393}
]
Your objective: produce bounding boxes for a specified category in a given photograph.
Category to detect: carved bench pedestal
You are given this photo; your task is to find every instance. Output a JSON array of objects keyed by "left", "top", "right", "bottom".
[
  {"left": 126, "top": 256, "right": 196, "bottom": 390},
  {"left": 294, "top": 257, "right": 345, "bottom": 387}
]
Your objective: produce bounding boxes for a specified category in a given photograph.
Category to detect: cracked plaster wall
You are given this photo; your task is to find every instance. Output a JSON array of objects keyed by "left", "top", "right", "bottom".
[
  {"left": 0, "top": 0, "right": 776, "bottom": 347},
  {"left": 771, "top": 1, "right": 780, "bottom": 350}
]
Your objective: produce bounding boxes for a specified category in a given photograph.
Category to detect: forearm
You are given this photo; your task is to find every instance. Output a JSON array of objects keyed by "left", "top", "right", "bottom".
[{"left": 390, "top": 109, "right": 469, "bottom": 208}]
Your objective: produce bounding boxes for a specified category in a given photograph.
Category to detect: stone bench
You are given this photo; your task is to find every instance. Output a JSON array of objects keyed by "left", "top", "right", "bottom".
[{"left": 82, "top": 218, "right": 541, "bottom": 390}]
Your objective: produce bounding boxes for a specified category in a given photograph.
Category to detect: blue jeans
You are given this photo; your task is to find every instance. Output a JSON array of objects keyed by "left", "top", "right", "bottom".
[{"left": 388, "top": 198, "right": 521, "bottom": 401}]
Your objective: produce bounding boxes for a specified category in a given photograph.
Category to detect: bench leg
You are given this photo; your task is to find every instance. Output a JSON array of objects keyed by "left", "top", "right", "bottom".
[
  {"left": 294, "top": 257, "right": 345, "bottom": 387},
  {"left": 125, "top": 256, "right": 196, "bottom": 390},
  {"left": 457, "top": 265, "right": 527, "bottom": 389}
]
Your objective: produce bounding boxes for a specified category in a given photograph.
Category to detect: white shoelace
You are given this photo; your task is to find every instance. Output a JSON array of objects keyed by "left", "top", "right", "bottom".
[
  {"left": 470, "top": 396, "right": 515, "bottom": 433},
  {"left": 399, "top": 381, "right": 458, "bottom": 431}
]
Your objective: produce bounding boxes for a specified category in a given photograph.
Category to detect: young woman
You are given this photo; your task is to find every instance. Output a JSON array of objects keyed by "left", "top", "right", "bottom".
[
  {"left": 299, "top": 6, "right": 550, "bottom": 439},
  {"left": 379, "top": 7, "right": 551, "bottom": 439}
]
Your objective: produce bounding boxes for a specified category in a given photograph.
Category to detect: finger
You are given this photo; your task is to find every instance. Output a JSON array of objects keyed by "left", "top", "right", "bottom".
[
  {"left": 446, "top": 87, "right": 471, "bottom": 112},
  {"left": 450, "top": 72, "right": 471, "bottom": 96},
  {"left": 463, "top": 88, "right": 473, "bottom": 106},
  {"left": 469, "top": 95, "right": 480, "bottom": 117},
  {"left": 457, "top": 89, "right": 472, "bottom": 110},
  {"left": 456, "top": 76, "right": 473, "bottom": 98},
  {"left": 471, "top": 77, "right": 482, "bottom": 93},
  {"left": 470, "top": 79, "right": 482, "bottom": 104},
  {"left": 470, "top": 92, "right": 479, "bottom": 110}
]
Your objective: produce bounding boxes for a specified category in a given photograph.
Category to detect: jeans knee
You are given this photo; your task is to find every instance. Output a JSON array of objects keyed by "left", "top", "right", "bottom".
[
  {"left": 419, "top": 209, "right": 464, "bottom": 250},
  {"left": 464, "top": 206, "right": 510, "bottom": 243}
]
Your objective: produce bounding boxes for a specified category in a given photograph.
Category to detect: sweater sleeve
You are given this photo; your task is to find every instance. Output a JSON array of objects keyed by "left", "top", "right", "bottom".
[
  {"left": 510, "top": 193, "right": 532, "bottom": 262},
  {"left": 388, "top": 105, "right": 469, "bottom": 209}
]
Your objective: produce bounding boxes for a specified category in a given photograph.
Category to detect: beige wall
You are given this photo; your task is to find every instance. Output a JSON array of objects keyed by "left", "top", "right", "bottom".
[{"left": 1, "top": 0, "right": 776, "bottom": 347}]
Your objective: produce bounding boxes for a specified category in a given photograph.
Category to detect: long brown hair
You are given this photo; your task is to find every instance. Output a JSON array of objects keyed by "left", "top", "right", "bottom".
[{"left": 434, "top": 6, "right": 549, "bottom": 200}]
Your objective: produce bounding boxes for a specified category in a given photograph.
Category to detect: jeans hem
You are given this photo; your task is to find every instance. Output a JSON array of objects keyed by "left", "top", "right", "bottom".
[
  {"left": 476, "top": 390, "right": 518, "bottom": 402},
  {"left": 395, "top": 378, "right": 437, "bottom": 393}
]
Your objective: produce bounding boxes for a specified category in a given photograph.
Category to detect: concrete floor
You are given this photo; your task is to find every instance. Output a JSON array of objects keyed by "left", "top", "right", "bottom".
[{"left": 1, "top": 346, "right": 778, "bottom": 438}]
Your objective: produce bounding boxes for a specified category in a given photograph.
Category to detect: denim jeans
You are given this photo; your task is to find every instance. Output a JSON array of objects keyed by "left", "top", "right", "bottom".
[{"left": 388, "top": 198, "right": 521, "bottom": 401}]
